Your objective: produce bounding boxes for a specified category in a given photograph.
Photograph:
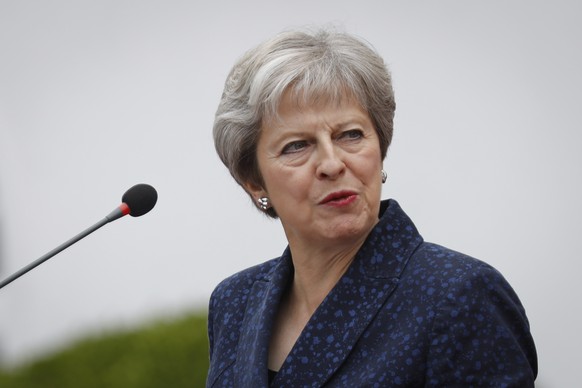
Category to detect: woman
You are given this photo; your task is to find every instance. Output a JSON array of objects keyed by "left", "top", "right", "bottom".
[{"left": 207, "top": 28, "right": 537, "bottom": 387}]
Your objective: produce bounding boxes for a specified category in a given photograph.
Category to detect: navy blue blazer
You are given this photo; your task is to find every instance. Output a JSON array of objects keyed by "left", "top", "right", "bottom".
[{"left": 207, "top": 200, "right": 537, "bottom": 387}]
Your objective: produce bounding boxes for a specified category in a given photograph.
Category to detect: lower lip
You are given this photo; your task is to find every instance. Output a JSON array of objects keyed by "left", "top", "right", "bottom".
[{"left": 322, "top": 194, "right": 358, "bottom": 208}]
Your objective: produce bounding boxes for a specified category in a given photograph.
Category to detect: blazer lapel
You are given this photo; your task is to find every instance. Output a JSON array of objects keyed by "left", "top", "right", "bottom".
[
  {"left": 273, "top": 268, "right": 399, "bottom": 386},
  {"left": 273, "top": 200, "right": 423, "bottom": 387},
  {"left": 233, "top": 252, "right": 293, "bottom": 387}
]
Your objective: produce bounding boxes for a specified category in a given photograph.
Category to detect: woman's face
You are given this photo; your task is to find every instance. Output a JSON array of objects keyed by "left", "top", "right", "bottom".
[{"left": 248, "top": 91, "right": 383, "bottom": 249}]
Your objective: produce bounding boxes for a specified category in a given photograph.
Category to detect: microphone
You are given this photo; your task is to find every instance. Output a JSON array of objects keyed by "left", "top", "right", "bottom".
[{"left": 0, "top": 183, "right": 158, "bottom": 290}]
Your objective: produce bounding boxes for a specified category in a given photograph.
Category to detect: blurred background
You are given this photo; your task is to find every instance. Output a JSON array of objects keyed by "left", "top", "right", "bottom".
[{"left": 0, "top": 0, "right": 580, "bottom": 386}]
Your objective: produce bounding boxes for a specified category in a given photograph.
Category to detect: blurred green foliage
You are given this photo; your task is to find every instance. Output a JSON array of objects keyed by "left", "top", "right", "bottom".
[{"left": 0, "top": 311, "right": 209, "bottom": 388}]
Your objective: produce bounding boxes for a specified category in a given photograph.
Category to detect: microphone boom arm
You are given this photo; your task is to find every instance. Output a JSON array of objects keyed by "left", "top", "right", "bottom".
[{"left": 0, "top": 205, "right": 129, "bottom": 290}]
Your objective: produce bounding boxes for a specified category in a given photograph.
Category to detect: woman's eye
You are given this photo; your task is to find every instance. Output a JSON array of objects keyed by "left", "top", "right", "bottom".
[
  {"left": 282, "top": 141, "right": 308, "bottom": 154},
  {"left": 340, "top": 129, "right": 363, "bottom": 140}
]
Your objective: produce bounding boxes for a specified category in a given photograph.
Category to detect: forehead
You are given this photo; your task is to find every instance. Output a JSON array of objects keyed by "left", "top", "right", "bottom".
[{"left": 263, "top": 87, "right": 368, "bottom": 127}]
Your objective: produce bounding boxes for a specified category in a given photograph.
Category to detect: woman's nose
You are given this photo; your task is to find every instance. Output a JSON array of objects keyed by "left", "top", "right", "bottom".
[{"left": 315, "top": 144, "right": 345, "bottom": 180}]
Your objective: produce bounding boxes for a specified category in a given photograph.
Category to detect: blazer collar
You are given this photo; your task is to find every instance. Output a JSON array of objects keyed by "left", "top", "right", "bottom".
[
  {"left": 234, "top": 199, "right": 423, "bottom": 386},
  {"left": 233, "top": 251, "right": 293, "bottom": 386}
]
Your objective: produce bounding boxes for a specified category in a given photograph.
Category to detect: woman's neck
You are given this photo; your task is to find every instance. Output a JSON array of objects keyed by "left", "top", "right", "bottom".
[
  {"left": 267, "top": 235, "right": 370, "bottom": 372},
  {"left": 287, "top": 236, "right": 366, "bottom": 315}
]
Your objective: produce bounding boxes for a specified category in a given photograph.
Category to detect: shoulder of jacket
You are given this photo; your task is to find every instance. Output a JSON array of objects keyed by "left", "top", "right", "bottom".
[
  {"left": 412, "top": 242, "right": 493, "bottom": 270},
  {"left": 210, "top": 257, "right": 280, "bottom": 304},
  {"left": 406, "top": 242, "right": 518, "bottom": 304}
]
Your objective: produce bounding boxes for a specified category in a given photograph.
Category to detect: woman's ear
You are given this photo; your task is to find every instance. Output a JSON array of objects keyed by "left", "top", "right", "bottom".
[
  {"left": 243, "top": 180, "right": 276, "bottom": 216},
  {"left": 243, "top": 181, "right": 267, "bottom": 202}
]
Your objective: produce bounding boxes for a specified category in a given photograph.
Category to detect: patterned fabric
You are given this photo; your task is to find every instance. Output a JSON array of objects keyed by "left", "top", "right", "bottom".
[{"left": 207, "top": 200, "right": 537, "bottom": 387}]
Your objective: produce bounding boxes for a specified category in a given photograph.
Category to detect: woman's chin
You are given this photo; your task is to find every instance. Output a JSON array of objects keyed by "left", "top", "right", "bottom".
[{"left": 314, "top": 213, "right": 378, "bottom": 244}]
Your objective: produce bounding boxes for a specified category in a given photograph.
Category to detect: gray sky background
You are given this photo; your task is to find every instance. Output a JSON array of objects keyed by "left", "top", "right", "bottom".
[{"left": 1, "top": 1, "right": 580, "bottom": 386}]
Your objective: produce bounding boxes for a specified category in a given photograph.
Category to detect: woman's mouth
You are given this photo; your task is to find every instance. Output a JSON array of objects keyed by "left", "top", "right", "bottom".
[{"left": 319, "top": 191, "right": 358, "bottom": 207}]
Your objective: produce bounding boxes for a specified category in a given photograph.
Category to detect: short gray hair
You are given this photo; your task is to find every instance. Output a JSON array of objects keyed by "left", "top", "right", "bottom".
[{"left": 213, "top": 28, "right": 396, "bottom": 217}]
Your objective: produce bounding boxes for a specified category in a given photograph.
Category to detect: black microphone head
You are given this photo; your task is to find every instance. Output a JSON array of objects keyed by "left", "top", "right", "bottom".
[{"left": 122, "top": 184, "right": 158, "bottom": 217}]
